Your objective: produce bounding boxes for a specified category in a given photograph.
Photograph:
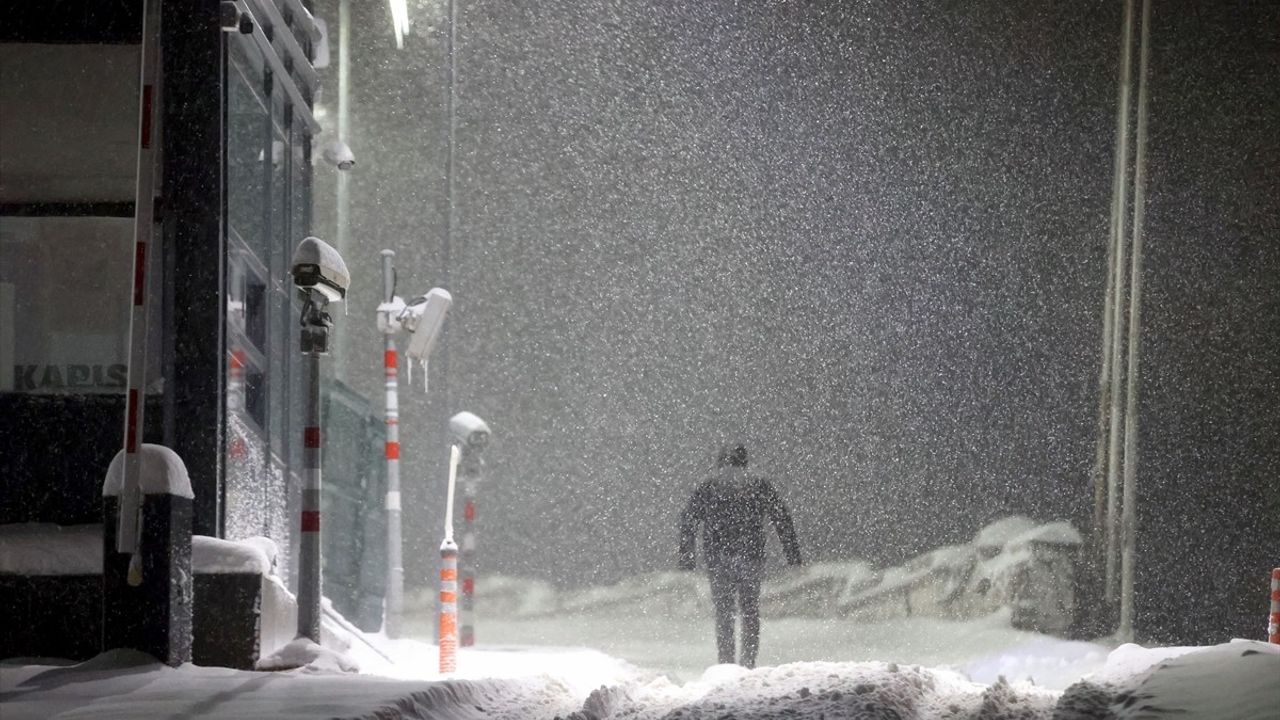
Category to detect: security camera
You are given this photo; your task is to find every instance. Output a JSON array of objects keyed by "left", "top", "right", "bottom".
[
  {"left": 449, "top": 411, "right": 491, "bottom": 450},
  {"left": 220, "top": 2, "right": 254, "bottom": 34},
  {"left": 291, "top": 236, "right": 350, "bottom": 302},
  {"left": 322, "top": 140, "right": 356, "bottom": 171},
  {"left": 400, "top": 288, "right": 452, "bottom": 362}
]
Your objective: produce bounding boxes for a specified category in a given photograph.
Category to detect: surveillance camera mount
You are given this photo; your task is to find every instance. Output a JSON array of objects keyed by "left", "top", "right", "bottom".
[{"left": 299, "top": 290, "right": 334, "bottom": 356}]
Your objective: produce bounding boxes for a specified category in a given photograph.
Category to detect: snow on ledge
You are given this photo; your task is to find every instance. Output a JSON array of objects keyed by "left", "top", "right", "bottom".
[
  {"left": 0, "top": 523, "right": 102, "bottom": 575},
  {"left": 101, "top": 443, "right": 194, "bottom": 499},
  {"left": 191, "top": 535, "right": 278, "bottom": 575}
]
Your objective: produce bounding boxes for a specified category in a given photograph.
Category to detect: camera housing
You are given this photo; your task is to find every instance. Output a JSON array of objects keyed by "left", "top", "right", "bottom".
[
  {"left": 291, "top": 236, "right": 350, "bottom": 302},
  {"left": 322, "top": 140, "right": 356, "bottom": 171},
  {"left": 449, "top": 411, "right": 491, "bottom": 450},
  {"left": 400, "top": 288, "right": 452, "bottom": 361}
]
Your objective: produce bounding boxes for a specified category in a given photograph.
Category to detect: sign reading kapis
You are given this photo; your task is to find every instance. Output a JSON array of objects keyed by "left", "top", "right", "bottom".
[{"left": 11, "top": 364, "right": 128, "bottom": 392}]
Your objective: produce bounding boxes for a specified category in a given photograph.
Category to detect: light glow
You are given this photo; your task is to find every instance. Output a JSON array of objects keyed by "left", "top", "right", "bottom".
[{"left": 389, "top": 0, "right": 409, "bottom": 49}]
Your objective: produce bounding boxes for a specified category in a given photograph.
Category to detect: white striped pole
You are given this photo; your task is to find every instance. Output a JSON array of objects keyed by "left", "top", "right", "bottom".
[
  {"left": 439, "top": 444, "right": 461, "bottom": 673},
  {"left": 381, "top": 250, "right": 405, "bottom": 638},
  {"left": 116, "top": 0, "right": 162, "bottom": 587},
  {"left": 297, "top": 344, "right": 323, "bottom": 641},
  {"left": 460, "top": 481, "right": 476, "bottom": 646},
  {"left": 1269, "top": 568, "right": 1279, "bottom": 644}
]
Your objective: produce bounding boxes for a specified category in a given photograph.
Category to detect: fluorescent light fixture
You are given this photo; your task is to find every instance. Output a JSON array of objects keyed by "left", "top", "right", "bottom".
[{"left": 389, "top": 0, "right": 409, "bottom": 49}]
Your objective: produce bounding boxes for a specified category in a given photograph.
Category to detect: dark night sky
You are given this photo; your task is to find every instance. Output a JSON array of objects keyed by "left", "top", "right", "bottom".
[{"left": 319, "top": 0, "right": 1278, "bottom": 643}]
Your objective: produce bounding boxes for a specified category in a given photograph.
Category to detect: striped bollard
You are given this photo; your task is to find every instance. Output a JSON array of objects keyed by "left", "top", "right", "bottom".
[
  {"left": 383, "top": 339, "right": 403, "bottom": 637},
  {"left": 1269, "top": 567, "right": 1279, "bottom": 644},
  {"left": 460, "top": 485, "right": 476, "bottom": 646},
  {"left": 289, "top": 236, "right": 348, "bottom": 644},
  {"left": 439, "top": 539, "right": 459, "bottom": 673},
  {"left": 296, "top": 349, "right": 323, "bottom": 642}
]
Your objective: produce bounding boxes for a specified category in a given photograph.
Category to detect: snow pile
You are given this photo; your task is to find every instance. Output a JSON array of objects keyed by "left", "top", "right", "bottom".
[
  {"left": 571, "top": 660, "right": 1058, "bottom": 720},
  {"left": 0, "top": 522, "right": 101, "bottom": 575},
  {"left": 257, "top": 637, "right": 360, "bottom": 673},
  {"left": 1054, "top": 640, "right": 1280, "bottom": 720}
]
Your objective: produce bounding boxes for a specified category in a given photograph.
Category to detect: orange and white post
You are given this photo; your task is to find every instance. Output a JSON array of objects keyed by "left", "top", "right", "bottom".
[
  {"left": 439, "top": 444, "right": 462, "bottom": 673},
  {"left": 1269, "top": 567, "right": 1279, "bottom": 644}
]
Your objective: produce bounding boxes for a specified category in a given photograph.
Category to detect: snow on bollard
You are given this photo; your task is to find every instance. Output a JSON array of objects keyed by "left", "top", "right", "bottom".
[
  {"left": 102, "top": 443, "right": 195, "bottom": 666},
  {"left": 439, "top": 444, "right": 461, "bottom": 673},
  {"left": 1269, "top": 568, "right": 1279, "bottom": 644}
]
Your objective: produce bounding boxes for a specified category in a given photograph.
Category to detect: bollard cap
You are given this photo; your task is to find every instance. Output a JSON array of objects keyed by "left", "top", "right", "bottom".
[{"left": 103, "top": 444, "right": 194, "bottom": 499}]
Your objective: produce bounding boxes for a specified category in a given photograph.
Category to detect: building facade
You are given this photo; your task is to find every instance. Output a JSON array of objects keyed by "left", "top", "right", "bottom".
[{"left": 1, "top": 0, "right": 385, "bottom": 657}]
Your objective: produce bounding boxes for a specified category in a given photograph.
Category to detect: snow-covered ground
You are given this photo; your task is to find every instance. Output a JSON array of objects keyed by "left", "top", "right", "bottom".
[
  {"left": 4, "top": 608, "right": 1277, "bottom": 719},
  {"left": 4, "top": 520, "right": 1276, "bottom": 718}
]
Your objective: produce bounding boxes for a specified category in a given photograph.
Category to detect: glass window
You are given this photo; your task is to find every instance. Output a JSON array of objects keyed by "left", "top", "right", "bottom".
[
  {"left": 0, "top": 215, "right": 162, "bottom": 395},
  {"left": 227, "top": 42, "right": 269, "bottom": 262}
]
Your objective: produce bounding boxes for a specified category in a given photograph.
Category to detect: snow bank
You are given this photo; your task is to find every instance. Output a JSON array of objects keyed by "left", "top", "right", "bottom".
[
  {"left": 406, "top": 515, "right": 1082, "bottom": 636},
  {"left": 0, "top": 523, "right": 101, "bottom": 575},
  {"left": 573, "top": 660, "right": 1058, "bottom": 720},
  {"left": 1052, "top": 640, "right": 1280, "bottom": 720}
]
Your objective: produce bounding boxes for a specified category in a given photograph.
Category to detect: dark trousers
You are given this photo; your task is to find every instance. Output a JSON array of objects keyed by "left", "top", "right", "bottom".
[{"left": 707, "top": 559, "right": 763, "bottom": 668}]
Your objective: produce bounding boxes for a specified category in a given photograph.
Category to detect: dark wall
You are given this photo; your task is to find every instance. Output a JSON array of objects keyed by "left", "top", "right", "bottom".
[
  {"left": 0, "top": 394, "right": 163, "bottom": 525},
  {"left": 1134, "top": 0, "right": 1280, "bottom": 644}
]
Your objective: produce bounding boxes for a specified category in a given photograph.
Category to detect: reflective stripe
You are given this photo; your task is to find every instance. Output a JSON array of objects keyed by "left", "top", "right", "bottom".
[{"left": 301, "top": 510, "right": 320, "bottom": 532}]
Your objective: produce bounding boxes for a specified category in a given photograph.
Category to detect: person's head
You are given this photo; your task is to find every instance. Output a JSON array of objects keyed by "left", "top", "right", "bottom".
[{"left": 716, "top": 442, "right": 748, "bottom": 468}]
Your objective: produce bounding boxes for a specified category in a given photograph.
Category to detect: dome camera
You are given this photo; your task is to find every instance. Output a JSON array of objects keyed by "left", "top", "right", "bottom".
[
  {"left": 291, "top": 236, "right": 349, "bottom": 302},
  {"left": 449, "top": 411, "right": 491, "bottom": 450},
  {"left": 322, "top": 140, "right": 356, "bottom": 171}
]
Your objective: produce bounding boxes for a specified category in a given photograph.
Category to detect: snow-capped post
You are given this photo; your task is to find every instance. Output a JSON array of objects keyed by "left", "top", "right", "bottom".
[
  {"left": 375, "top": 254, "right": 452, "bottom": 639},
  {"left": 439, "top": 444, "right": 461, "bottom": 673},
  {"left": 291, "top": 237, "right": 350, "bottom": 642},
  {"left": 1269, "top": 568, "right": 1279, "bottom": 644},
  {"left": 449, "top": 411, "right": 492, "bottom": 647},
  {"left": 102, "top": 445, "right": 194, "bottom": 666}
]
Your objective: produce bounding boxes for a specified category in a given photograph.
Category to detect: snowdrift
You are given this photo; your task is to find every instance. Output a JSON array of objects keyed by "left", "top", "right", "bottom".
[{"left": 407, "top": 516, "right": 1083, "bottom": 635}]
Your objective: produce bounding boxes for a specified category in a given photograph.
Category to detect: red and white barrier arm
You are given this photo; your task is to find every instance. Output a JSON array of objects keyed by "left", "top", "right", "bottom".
[{"left": 117, "top": 0, "right": 162, "bottom": 584}]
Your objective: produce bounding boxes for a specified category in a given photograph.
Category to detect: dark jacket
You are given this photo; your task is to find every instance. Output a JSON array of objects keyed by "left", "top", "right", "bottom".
[{"left": 679, "top": 468, "right": 803, "bottom": 570}]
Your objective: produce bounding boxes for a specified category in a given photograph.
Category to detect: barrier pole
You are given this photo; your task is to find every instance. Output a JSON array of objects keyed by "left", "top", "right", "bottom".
[
  {"left": 439, "top": 444, "right": 461, "bottom": 673},
  {"left": 460, "top": 482, "right": 476, "bottom": 646},
  {"left": 380, "top": 250, "right": 404, "bottom": 638},
  {"left": 1269, "top": 568, "right": 1279, "bottom": 644},
  {"left": 117, "top": 0, "right": 162, "bottom": 585},
  {"left": 296, "top": 340, "right": 323, "bottom": 641}
]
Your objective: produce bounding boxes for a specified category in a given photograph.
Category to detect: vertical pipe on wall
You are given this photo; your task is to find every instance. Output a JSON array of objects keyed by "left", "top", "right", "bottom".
[
  {"left": 1118, "top": 0, "right": 1154, "bottom": 644},
  {"left": 1104, "top": 0, "right": 1138, "bottom": 610}
]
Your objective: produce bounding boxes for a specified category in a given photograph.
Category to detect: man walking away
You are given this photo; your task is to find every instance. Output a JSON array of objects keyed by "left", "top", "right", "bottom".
[{"left": 678, "top": 441, "right": 802, "bottom": 668}]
